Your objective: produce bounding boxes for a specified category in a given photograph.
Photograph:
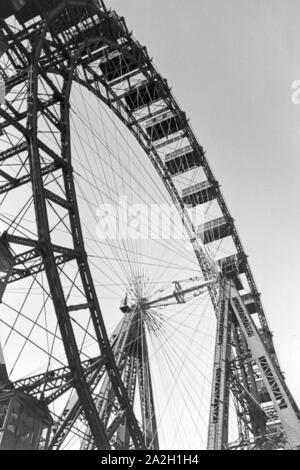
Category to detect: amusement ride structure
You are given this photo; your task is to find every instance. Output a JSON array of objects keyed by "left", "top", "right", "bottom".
[{"left": 0, "top": 0, "right": 299, "bottom": 450}]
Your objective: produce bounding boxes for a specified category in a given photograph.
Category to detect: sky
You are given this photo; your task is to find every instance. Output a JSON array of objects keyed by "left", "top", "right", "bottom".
[{"left": 106, "top": 0, "right": 300, "bottom": 409}]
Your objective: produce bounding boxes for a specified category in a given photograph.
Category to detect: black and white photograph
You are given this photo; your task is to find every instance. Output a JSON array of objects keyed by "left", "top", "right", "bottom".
[{"left": 0, "top": 0, "right": 299, "bottom": 454}]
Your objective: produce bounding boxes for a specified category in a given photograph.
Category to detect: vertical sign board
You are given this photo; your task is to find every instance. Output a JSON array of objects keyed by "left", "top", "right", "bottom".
[{"left": 0, "top": 80, "right": 5, "bottom": 106}]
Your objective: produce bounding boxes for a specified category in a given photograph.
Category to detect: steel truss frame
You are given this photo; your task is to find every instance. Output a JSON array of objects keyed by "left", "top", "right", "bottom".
[{"left": 208, "top": 279, "right": 300, "bottom": 450}]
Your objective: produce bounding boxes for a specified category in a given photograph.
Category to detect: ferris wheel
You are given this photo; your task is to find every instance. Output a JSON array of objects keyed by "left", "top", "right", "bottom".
[{"left": 0, "top": 0, "right": 299, "bottom": 451}]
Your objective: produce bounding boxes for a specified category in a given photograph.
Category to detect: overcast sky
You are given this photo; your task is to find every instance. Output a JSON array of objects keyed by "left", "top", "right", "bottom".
[{"left": 107, "top": 0, "right": 300, "bottom": 406}]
